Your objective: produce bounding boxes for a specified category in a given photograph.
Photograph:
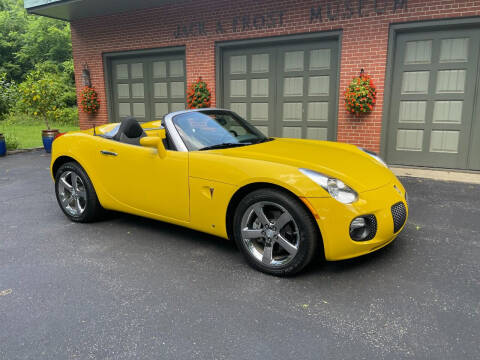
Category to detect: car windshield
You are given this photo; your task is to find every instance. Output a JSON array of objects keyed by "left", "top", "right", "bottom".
[{"left": 172, "top": 110, "right": 270, "bottom": 151}]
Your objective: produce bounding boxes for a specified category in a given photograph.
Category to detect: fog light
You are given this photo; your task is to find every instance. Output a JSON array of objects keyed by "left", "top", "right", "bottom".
[{"left": 349, "top": 215, "right": 377, "bottom": 241}]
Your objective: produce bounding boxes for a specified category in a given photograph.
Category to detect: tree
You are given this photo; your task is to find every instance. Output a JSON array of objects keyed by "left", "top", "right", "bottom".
[
  {"left": 0, "top": 72, "right": 18, "bottom": 118},
  {"left": 17, "top": 69, "right": 65, "bottom": 130},
  {"left": 16, "top": 15, "right": 72, "bottom": 74},
  {"left": 0, "top": 0, "right": 27, "bottom": 81},
  {"left": 0, "top": 0, "right": 72, "bottom": 83}
]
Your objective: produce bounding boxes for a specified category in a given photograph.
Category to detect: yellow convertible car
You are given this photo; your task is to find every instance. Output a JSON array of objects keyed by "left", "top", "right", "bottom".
[{"left": 51, "top": 109, "right": 408, "bottom": 276}]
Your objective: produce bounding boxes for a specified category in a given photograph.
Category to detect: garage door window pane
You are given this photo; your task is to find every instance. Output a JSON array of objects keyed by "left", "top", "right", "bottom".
[
  {"left": 251, "top": 79, "right": 269, "bottom": 97},
  {"left": 399, "top": 101, "right": 426, "bottom": 123},
  {"left": 307, "top": 128, "right": 327, "bottom": 140},
  {"left": 309, "top": 76, "right": 329, "bottom": 96},
  {"left": 154, "top": 83, "right": 168, "bottom": 98},
  {"left": 255, "top": 126, "right": 269, "bottom": 136},
  {"left": 230, "top": 56, "right": 247, "bottom": 74},
  {"left": 433, "top": 101, "right": 463, "bottom": 124},
  {"left": 404, "top": 40, "right": 432, "bottom": 64},
  {"left": 116, "top": 64, "right": 129, "bottom": 79},
  {"left": 430, "top": 130, "right": 459, "bottom": 153},
  {"left": 310, "top": 49, "right": 330, "bottom": 70},
  {"left": 251, "top": 54, "right": 269, "bottom": 73},
  {"left": 436, "top": 70, "right": 465, "bottom": 93},
  {"left": 283, "top": 103, "right": 302, "bottom": 121},
  {"left": 117, "top": 84, "right": 130, "bottom": 98},
  {"left": 131, "top": 63, "right": 143, "bottom": 79},
  {"left": 401, "top": 71, "right": 429, "bottom": 94},
  {"left": 251, "top": 103, "right": 268, "bottom": 121},
  {"left": 133, "top": 103, "right": 145, "bottom": 117},
  {"left": 307, "top": 102, "right": 328, "bottom": 121},
  {"left": 284, "top": 78, "right": 303, "bottom": 97},
  {"left": 283, "top": 127, "right": 302, "bottom": 138},
  {"left": 131, "top": 83, "right": 144, "bottom": 98},
  {"left": 284, "top": 51, "right": 304, "bottom": 72},
  {"left": 230, "top": 103, "right": 247, "bottom": 118},
  {"left": 119, "top": 103, "right": 131, "bottom": 117},
  {"left": 153, "top": 61, "right": 167, "bottom": 78},
  {"left": 230, "top": 80, "right": 247, "bottom": 97},
  {"left": 171, "top": 103, "right": 185, "bottom": 112},
  {"left": 396, "top": 129, "right": 423, "bottom": 151},
  {"left": 170, "top": 82, "right": 185, "bottom": 98},
  {"left": 440, "top": 38, "right": 469, "bottom": 63},
  {"left": 169, "top": 60, "right": 184, "bottom": 77},
  {"left": 155, "top": 103, "right": 169, "bottom": 118}
]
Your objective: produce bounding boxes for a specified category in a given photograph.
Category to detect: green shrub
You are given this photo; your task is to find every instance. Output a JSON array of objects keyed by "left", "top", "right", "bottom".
[
  {"left": 4, "top": 132, "right": 19, "bottom": 150},
  {"left": 0, "top": 73, "right": 18, "bottom": 119},
  {"left": 55, "top": 107, "right": 78, "bottom": 126}
]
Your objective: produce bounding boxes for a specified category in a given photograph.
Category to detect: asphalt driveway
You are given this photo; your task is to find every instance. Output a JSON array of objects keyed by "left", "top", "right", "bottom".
[{"left": 0, "top": 150, "right": 479, "bottom": 359}]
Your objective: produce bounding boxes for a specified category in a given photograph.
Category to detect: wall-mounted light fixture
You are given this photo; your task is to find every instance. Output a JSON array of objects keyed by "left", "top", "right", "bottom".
[{"left": 82, "top": 63, "right": 91, "bottom": 87}]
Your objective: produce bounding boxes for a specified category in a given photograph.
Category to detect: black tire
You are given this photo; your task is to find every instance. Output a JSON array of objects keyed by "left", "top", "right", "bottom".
[
  {"left": 54, "top": 161, "right": 104, "bottom": 223},
  {"left": 233, "top": 188, "right": 318, "bottom": 276}
]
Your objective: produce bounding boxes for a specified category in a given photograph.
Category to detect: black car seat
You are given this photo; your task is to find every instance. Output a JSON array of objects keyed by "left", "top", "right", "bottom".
[{"left": 113, "top": 117, "right": 146, "bottom": 145}]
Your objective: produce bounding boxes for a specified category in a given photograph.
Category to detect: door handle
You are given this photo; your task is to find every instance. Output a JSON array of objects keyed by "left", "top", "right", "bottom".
[{"left": 100, "top": 150, "right": 118, "bottom": 156}]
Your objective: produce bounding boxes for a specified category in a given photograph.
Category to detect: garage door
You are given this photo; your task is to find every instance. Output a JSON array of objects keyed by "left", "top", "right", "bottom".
[
  {"left": 386, "top": 29, "right": 480, "bottom": 170},
  {"left": 222, "top": 39, "right": 339, "bottom": 140},
  {"left": 110, "top": 52, "right": 186, "bottom": 122}
]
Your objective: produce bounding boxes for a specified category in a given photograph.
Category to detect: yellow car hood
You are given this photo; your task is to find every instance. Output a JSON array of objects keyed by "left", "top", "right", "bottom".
[{"left": 211, "top": 138, "right": 395, "bottom": 193}]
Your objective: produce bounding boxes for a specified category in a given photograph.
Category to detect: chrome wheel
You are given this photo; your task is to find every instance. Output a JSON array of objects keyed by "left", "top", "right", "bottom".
[
  {"left": 240, "top": 201, "right": 300, "bottom": 267},
  {"left": 57, "top": 171, "right": 87, "bottom": 216}
]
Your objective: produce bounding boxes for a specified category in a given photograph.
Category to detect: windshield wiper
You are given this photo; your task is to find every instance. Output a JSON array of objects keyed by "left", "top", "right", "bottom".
[
  {"left": 251, "top": 137, "right": 274, "bottom": 144},
  {"left": 198, "top": 143, "right": 249, "bottom": 151}
]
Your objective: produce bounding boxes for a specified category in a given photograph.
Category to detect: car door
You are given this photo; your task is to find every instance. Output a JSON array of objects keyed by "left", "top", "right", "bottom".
[{"left": 93, "top": 137, "right": 189, "bottom": 222}]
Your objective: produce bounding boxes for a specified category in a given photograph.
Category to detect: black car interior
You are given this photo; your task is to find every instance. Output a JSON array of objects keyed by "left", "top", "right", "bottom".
[
  {"left": 113, "top": 117, "right": 146, "bottom": 145},
  {"left": 97, "top": 117, "right": 174, "bottom": 150}
]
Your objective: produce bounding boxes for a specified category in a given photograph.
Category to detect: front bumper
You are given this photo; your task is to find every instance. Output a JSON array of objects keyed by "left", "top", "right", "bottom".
[{"left": 306, "top": 179, "right": 408, "bottom": 261}]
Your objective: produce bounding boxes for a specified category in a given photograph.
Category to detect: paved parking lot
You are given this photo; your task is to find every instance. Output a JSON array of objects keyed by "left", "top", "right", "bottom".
[{"left": 0, "top": 150, "right": 479, "bottom": 359}]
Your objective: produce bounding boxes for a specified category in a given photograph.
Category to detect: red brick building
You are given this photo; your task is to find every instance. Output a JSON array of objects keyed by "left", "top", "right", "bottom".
[{"left": 26, "top": 0, "right": 480, "bottom": 170}]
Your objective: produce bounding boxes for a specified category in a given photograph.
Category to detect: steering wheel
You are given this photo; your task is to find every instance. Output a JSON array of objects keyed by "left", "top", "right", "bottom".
[{"left": 229, "top": 130, "right": 238, "bottom": 137}]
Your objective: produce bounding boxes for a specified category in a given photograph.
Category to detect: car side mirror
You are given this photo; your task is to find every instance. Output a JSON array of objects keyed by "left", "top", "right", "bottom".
[{"left": 140, "top": 131, "right": 167, "bottom": 158}]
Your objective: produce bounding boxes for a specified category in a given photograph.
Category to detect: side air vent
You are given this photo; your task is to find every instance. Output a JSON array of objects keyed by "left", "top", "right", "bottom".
[{"left": 391, "top": 202, "right": 407, "bottom": 233}]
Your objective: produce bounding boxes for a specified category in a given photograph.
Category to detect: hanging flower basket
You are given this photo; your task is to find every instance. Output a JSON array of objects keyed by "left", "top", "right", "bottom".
[
  {"left": 344, "top": 70, "right": 376, "bottom": 116},
  {"left": 80, "top": 86, "right": 100, "bottom": 115},
  {"left": 187, "top": 78, "right": 211, "bottom": 109}
]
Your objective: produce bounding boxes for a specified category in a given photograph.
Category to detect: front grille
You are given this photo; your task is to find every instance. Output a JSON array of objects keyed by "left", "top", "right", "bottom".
[
  {"left": 391, "top": 202, "right": 407, "bottom": 233},
  {"left": 363, "top": 215, "right": 377, "bottom": 241}
]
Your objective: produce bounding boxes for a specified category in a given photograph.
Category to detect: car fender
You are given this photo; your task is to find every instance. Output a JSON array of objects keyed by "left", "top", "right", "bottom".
[
  {"left": 50, "top": 133, "right": 115, "bottom": 209},
  {"left": 188, "top": 151, "right": 329, "bottom": 198}
]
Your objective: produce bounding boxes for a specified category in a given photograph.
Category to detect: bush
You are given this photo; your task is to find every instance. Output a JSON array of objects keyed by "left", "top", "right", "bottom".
[
  {"left": 0, "top": 73, "right": 18, "bottom": 119},
  {"left": 17, "top": 69, "right": 65, "bottom": 129},
  {"left": 55, "top": 107, "right": 78, "bottom": 126},
  {"left": 4, "top": 132, "right": 19, "bottom": 150}
]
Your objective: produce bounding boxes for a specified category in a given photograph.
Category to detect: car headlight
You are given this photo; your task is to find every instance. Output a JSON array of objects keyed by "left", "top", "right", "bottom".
[
  {"left": 299, "top": 168, "right": 358, "bottom": 204},
  {"left": 359, "top": 147, "right": 388, "bottom": 167}
]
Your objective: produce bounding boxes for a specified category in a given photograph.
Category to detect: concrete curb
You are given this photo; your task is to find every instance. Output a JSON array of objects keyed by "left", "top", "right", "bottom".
[
  {"left": 391, "top": 167, "right": 480, "bottom": 185},
  {"left": 6, "top": 147, "right": 44, "bottom": 155}
]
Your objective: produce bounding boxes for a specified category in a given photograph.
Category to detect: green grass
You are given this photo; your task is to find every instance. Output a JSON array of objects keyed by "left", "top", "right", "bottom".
[
  {"left": 0, "top": 112, "right": 79, "bottom": 149},
  {"left": 2, "top": 123, "right": 79, "bottom": 149}
]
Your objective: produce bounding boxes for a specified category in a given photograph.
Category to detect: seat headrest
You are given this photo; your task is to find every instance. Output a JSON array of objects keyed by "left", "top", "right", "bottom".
[{"left": 119, "top": 117, "right": 144, "bottom": 138}]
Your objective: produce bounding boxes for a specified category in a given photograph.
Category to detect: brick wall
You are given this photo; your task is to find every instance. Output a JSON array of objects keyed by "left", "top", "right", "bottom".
[{"left": 71, "top": 0, "right": 480, "bottom": 152}]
